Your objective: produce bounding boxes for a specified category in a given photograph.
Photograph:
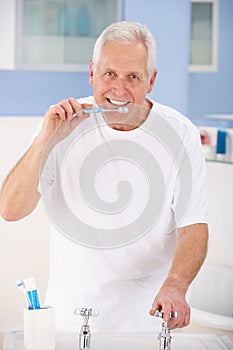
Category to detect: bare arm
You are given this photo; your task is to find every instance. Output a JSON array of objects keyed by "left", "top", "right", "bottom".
[
  {"left": 0, "top": 98, "right": 92, "bottom": 221},
  {"left": 150, "top": 222, "right": 208, "bottom": 329},
  {"left": 0, "top": 137, "right": 44, "bottom": 221}
]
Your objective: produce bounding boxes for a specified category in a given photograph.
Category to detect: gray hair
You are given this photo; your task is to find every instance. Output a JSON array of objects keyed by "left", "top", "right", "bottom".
[{"left": 92, "top": 21, "right": 157, "bottom": 77}]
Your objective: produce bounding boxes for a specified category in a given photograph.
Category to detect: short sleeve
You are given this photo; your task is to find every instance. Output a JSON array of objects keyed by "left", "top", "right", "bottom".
[{"left": 171, "top": 129, "right": 208, "bottom": 228}]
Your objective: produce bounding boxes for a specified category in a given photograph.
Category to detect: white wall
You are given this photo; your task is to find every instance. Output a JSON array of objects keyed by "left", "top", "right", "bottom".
[
  {"left": 205, "top": 161, "right": 233, "bottom": 268},
  {"left": 0, "top": 117, "right": 50, "bottom": 349}
]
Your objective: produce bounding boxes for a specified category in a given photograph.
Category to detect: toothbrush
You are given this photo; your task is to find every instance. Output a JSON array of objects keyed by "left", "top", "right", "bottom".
[
  {"left": 72, "top": 106, "right": 129, "bottom": 117},
  {"left": 16, "top": 279, "right": 33, "bottom": 309},
  {"left": 82, "top": 106, "right": 129, "bottom": 114}
]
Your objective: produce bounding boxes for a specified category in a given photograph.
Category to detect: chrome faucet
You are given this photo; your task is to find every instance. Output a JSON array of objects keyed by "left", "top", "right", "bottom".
[
  {"left": 74, "top": 307, "right": 99, "bottom": 350},
  {"left": 154, "top": 310, "right": 178, "bottom": 350}
]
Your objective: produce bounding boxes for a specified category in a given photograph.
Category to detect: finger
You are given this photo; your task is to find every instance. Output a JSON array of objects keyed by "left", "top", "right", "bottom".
[
  {"left": 149, "top": 308, "right": 156, "bottom": 316},
  {"left": 70, "top": 112, "right": 87, "bottom": 130},
  {"left": 161, "top": 304, "right": 172, "bottom": 323},
  {"left": 66, "top": 97, "right": 83, "bottom": 118},
  {"left": 176, "top": 305, "right": 190, "bottom": 328},
  {"left": 183, "top": 308, "right": 191, "bottom": 327},
  {"left": 66, "top": 98, "right": 94, "bottom": 117},
  {"left": 59, "top": 99, "right": 75, "bottom": 119},
  {"left": 169, "top": 306, "right": 190, "bottom": 329},
  {"left": 52, "top": 104, "right": 67, "bottom": 121},
  {"left": 75, "top": 103, "right": 95, "bottom": 116},
  {"left": 149, "top": 299, "right": 160, "bottom": 316},
  {"left": 81, "top": 103, "right": 94, "bottom": 111},
  {"left": 168, "top": 314, "right": 180, "bottom": 329}
]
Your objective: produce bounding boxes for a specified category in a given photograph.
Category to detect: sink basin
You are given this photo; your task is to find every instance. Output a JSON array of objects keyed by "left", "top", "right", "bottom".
[{"left": 4, "top": 331, "right": 233, "bottom": 350}]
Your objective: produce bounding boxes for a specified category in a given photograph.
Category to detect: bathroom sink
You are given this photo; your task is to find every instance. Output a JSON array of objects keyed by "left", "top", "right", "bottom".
[
  {"left": 85, "top": 333, "right": 232, "bottom": 350},
  {"left": 4, "top": 331, "right": 233, "bottom": 350}
]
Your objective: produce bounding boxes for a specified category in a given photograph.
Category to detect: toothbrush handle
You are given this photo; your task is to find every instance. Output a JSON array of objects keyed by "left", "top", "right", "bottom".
[{"left": 82, "top": 107, "right": 102, "bottom": 114}]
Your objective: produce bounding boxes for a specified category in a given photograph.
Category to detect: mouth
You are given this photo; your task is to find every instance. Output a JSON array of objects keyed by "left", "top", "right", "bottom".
[{"left": 106, "top": 98, "right": 130, "bottom": 106}]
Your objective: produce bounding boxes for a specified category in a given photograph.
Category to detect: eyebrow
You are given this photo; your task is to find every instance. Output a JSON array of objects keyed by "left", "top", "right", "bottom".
[{"left": 104, "top": 68, "right": 143, "bottom": 76}]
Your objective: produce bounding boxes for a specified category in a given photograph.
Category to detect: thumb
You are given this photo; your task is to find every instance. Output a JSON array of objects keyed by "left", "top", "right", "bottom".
[{"left": 149, "top": 300, "right": 160, "bottom": 316}]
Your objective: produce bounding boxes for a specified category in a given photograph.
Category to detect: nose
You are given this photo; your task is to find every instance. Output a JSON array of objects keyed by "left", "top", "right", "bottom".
[{"left": 111, "top": 77, "right": 127, "bottom": 97}]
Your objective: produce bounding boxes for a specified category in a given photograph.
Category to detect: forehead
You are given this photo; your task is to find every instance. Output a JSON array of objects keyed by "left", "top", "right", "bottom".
[{"left": 97, "top": 40, "right": 148, "bottom": 72}]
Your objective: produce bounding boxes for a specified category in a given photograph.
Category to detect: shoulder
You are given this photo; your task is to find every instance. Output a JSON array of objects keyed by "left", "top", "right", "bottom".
[{"left": 150, "top": 100, "right": 200, "bottom": 141}]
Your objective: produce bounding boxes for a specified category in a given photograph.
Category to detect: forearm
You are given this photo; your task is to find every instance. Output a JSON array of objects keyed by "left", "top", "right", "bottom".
[
  {"left": 150, "top": 223, "right": 208, "bottom": 328},
  {"left": 0, "top": 136, "right": 46, "bottom": 221},
  {"left": 164, "top": 223, "right": 209, "bottom": 294}
]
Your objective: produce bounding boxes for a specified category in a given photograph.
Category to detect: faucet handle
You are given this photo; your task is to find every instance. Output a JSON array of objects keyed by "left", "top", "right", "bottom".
[
  {"left": 154, "top": 310, "right": 178, "bottom": 321},
  {"left": 74, "top": 307, "right": 99, "bottom": 318},
  {"left": 154, "top": 310, "right": 178, "bottom": 350}
]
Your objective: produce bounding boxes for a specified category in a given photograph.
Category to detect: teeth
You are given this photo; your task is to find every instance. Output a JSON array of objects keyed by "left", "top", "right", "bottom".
[{"left": 109, "top": 99, "right": 128, "bottom": 106}]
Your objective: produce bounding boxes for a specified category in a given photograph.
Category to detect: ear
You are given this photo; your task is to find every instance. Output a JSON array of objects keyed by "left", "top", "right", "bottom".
[
  {"left": 147, "top": 70, "right": 157, "bottom": 94},
  {"left": 89, "top": 60, "right": 94, "bottom": 86}
]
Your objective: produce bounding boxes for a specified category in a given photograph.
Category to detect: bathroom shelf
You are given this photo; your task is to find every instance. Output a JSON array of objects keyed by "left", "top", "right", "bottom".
[
  {"left": 206, "top": 158, "right": 233, "bottom": 165},
  {"left": 0, "top": 0, "right": 122, "bottom": 71},
  {"left": 190, "top": 114, "right": 233, "bottom": 164}
]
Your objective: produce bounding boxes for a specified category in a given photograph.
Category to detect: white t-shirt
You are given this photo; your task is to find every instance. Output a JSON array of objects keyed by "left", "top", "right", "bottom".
[{"left": 40, "top": 97, "right": 208, "bottom": 332}]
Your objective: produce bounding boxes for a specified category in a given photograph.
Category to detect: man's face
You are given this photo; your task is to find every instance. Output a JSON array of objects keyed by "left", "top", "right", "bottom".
[{"left": 89, "top": 40, "right": 156, "bottom": 109}]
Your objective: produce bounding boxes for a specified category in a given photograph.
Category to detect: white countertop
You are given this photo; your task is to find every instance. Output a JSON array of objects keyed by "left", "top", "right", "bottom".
[{"left": 3, "top": 331, "right": 233, "bottom": 350}]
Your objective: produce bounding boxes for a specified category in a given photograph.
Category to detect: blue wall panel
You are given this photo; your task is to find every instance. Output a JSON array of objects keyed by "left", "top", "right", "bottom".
[
  {"left": 0, "top": 70, "right": 91, "bottom": 116},
  {"left": 0, "top": 0, "right": 232, "bottom": 117}
]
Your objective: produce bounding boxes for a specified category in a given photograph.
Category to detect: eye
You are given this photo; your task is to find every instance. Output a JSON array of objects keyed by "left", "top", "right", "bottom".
[
  {"left": 129, "top": 74, "right": 139, "bottom": 80},
  {"left": 105, "top": 71, "right": 115, "bottom": 77}
]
